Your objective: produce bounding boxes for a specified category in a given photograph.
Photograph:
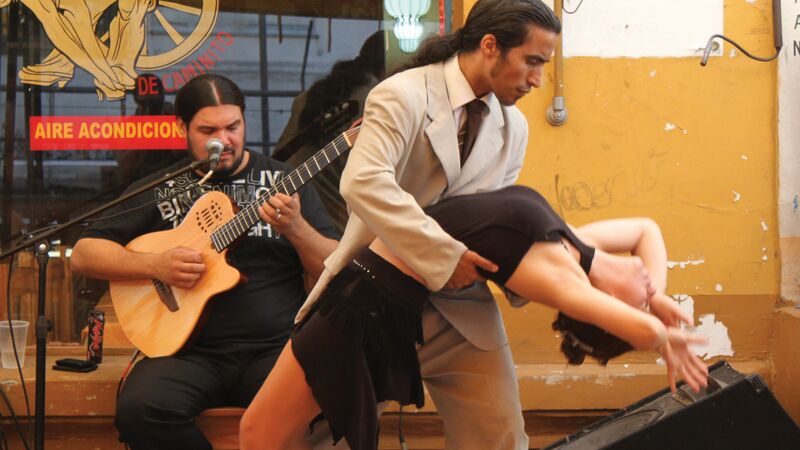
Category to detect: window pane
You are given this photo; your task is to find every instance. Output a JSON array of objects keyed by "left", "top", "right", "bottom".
[{"left": 0, "top": 0, "right": 447, "bottom": 347}]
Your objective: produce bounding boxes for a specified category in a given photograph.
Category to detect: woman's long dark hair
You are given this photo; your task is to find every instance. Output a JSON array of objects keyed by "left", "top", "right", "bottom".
[
  {"left": 552, "top": 313, "right": 634, "bottom": 365},
  {"left": 174, "top": 74, "right": 245, "bottom": 125},
  {"left": 397, "top": 0, "right": 560, "bottom": 73}
]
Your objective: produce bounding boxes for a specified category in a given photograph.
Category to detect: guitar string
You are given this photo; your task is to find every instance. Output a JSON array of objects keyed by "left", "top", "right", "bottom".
[{"left": 211, "top": 127, "right": 360, "bottom": 249}]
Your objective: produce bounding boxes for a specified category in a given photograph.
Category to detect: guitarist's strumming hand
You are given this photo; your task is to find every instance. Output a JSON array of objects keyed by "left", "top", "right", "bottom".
[
  {"left": 258, "top": 193, "right": 307, "bottom": 238},
  {"left": 152, "top": 247, "right": 206, "bottom": 289}
]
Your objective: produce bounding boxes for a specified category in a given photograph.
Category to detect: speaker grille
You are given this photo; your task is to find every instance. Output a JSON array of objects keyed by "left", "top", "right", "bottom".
[
  {"left": 543, "top": 361, "right": 800, "bottom": 450},
  {"left": 558, "top": 408, "right": 664, "bottom": 449}
]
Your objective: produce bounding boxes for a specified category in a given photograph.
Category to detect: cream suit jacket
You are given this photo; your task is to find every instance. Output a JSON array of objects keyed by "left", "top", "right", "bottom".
[{"left": 298, "top": 58, "right": 529, "bottom": 351}]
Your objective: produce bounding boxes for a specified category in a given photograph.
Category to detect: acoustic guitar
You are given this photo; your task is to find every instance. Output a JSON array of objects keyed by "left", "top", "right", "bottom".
[{"left": 109, "top": 126, "right": 360, "bottom": 357}]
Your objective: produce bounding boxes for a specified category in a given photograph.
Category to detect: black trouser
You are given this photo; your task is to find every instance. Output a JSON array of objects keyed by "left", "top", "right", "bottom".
[{"left": 115, "top": 342, "right": 283, "bottom": 450}]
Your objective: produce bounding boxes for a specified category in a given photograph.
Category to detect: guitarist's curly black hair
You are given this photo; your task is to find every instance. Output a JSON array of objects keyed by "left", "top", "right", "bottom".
[{"left": 552, "top": 312, "right": 634, "bottom": 365}]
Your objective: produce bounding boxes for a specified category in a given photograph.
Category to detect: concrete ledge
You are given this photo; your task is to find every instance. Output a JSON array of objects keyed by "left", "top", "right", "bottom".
[
  {"left": 391, "top": 358, "right": 770, "bottom": 413},
  {"left": 0, "top": 411, "right": 610, "bottom": 450},
  {"left": 518, "top": 359, "right": 770, "bottom": 410},
  {"left": 0, "top": 356, "right": 770, "bottom": 416},
  {"left": 0, "top": 355, "right": 772, "bottom": 449},
  {"left": 0, "top": 354, "right": 129, "bottom": 417}
]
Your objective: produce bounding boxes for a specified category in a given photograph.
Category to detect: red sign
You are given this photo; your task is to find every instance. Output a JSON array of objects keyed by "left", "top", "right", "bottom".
[{"left": 29, "top": 116, "right": 187, "bottom": 151}]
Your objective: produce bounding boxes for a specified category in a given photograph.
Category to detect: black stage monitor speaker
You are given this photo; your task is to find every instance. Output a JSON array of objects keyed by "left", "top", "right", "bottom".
[{"left": 542, "top": 360, "right": 800, "bottom": 450}]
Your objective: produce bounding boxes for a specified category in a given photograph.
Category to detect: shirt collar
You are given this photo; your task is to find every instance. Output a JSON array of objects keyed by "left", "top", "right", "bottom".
[{"left": 444, "top": 54, "right": 490, "bottom": 112}]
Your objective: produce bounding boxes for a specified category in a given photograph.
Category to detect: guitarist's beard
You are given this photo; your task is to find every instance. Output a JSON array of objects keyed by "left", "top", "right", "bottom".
[{"left": 208, "top": 147, "right": 246, "bottom": 180}]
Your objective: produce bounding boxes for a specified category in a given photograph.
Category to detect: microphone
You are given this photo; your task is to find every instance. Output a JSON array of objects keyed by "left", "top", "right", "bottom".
[{"left": 205, "top": 138, "right": 224, "bottom": 171}]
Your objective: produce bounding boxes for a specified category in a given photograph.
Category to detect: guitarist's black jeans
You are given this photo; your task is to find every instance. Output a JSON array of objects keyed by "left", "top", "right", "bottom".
[{"left": 115, "top": 341, "right": 282, "bottom": 450}]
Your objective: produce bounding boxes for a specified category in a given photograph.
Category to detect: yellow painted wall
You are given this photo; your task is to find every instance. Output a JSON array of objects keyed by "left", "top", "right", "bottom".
[
  {"left": 463, "top": 0, "right": 779, "bottom": 297},
  {"left": 458, "top": 0, "right": 799, "bottom": 422}
]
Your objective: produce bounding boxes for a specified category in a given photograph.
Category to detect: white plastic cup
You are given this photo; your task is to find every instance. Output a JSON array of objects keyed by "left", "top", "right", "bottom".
[{"left": 0, "top": 320, "right": 29, "bottom": 369}]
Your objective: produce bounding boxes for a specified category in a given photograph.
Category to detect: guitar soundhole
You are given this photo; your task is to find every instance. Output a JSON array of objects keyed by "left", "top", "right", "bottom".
[{"left": 196, "top": 201, "right": 223, "bottom": 234}]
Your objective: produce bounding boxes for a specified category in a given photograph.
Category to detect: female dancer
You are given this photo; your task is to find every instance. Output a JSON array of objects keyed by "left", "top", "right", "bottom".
[{"left": 239, "top": 185, "right": 708, "bottom": 450}]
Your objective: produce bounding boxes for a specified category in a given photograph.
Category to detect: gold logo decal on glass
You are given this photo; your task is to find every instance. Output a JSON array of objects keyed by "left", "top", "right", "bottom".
[{"left": 6, "top": 0, "right": 219, "bottom": 101}]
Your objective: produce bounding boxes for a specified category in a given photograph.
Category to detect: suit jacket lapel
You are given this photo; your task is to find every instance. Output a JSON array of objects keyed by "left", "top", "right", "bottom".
[
  {"left": 423, "top": 63, "right": 461, "bottom": 188},
  {"left": 449, "top": 93, "right": 506, "bottom": 192}
]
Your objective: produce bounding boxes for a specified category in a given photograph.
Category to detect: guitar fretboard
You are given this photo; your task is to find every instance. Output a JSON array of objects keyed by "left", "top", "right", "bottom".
[{"left": 210, "top": 126, "right": 359, "bottom": 251}]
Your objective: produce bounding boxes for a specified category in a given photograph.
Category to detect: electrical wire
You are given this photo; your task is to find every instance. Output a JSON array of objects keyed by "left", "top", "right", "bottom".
[
  {"left": 563, "top": 0, "right": 585, "bottom": 15},
  {"left": 116, "top": 349, "right": 141, "bottom": 400},
  {"left": 117, "top": 349, "right": 141, "bottom": 450},
  {"left": 1, "top": 260, "right": 31, "bottom": 450},
  {"left": 398, "top": 406, "right": 408, "bottom": 450},
  {"left": 0, "top": 424, "right": 9, "bottom": 450},
  {"left": 0, "top": 388, "right": 27, "bottom": 450},
  {"left": 700, "top": 33, "right": 781, "bottom": 66}
]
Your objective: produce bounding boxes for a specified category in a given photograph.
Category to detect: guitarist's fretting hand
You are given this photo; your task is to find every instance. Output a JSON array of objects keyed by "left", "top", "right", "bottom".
[
  {"left": 153, "top": 246, "right": 206, "bottom": 289},
  {"left": 257, "top": 193, "right": 305, "bottom": 238}
]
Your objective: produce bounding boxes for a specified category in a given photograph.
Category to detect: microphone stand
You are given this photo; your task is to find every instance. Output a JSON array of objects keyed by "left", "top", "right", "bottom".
[{"left": 0, "top": 157, "right": 210, "bottom": 450}]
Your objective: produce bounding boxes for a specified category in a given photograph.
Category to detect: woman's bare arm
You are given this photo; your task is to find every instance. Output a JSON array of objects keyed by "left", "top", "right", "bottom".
[{"left": 575, "top": 218, "right": 692, "bottom": 327}]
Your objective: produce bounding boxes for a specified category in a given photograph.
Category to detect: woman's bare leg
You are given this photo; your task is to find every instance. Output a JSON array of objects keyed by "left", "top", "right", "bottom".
[{"left": 239, "top": 340, "right": 321, "bottom": 450}]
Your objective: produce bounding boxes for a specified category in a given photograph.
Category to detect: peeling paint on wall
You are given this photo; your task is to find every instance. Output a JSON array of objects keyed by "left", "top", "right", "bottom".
[
  {"left": 537, "top": 372, "right": 636, "bottom": 386},
  {"left": 669, "top": 294, "right": 734, "bottom": 360},
  {"left": 667, "top": 258, "right": 705, "bottom": 269},
  {"left": 733, "top": 191, "right": 741, "bottom": 202},
  {"left": 691, "top": 314, "right": 735, "bottom": 359},
  {"left": 541, "top": 374, "right": 587, "bottom": 385}
]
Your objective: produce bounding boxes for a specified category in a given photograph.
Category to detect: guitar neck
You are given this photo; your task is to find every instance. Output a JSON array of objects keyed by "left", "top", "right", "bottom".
[{"left": 210, "top": 126, "right": 360, "bottom": 251}]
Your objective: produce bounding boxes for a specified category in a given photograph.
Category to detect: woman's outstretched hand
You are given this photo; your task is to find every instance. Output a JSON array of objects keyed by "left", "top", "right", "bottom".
[
  {"left": 649, "top": 293, "right": 694, "bottom": 327},
  {"left": 660, "top": 327, "right": 709, "bottom": 393}
]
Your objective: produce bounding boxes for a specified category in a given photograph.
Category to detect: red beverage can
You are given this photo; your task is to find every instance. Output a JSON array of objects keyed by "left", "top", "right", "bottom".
[{"left": 87, "top": 309, "right": 105, "bottom": 364}]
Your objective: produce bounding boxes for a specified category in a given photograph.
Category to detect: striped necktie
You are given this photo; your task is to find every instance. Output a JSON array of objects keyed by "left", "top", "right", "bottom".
[{"left": 457, "top": 99, "right": 484, "bottom": 166}]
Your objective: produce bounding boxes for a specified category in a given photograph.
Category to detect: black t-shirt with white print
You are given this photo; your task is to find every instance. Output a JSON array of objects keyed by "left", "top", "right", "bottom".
[{"left": 81, "top": 150, "right": 339, "bottom": 347}]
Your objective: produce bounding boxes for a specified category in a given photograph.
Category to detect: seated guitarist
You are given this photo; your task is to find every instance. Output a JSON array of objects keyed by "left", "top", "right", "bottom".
[{"left": 70, "top": 74, "right": 340, "bottom": 450}]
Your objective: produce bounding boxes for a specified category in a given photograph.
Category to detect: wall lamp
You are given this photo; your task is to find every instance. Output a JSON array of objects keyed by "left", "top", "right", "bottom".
[{"left": 385, "top": 0, "right": 432, "bottom": 53}]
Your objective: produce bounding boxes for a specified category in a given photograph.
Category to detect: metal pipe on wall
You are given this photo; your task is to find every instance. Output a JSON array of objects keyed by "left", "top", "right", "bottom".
[{"left": 546, "top": 0, "right": 567, "bottom": 126}]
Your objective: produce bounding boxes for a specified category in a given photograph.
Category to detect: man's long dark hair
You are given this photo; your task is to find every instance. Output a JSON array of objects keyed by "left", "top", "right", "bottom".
[
  {"left": 397, "top": 0, "right": 560, "bottom": 73},
  {"left": 175, "top": 74, "right": 245, "bottom": 125}
]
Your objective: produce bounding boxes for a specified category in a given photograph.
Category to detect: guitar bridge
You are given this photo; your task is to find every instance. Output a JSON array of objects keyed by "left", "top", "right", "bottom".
[{"left": 153, "top": 279, "right": 179, "bottom": 312}]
